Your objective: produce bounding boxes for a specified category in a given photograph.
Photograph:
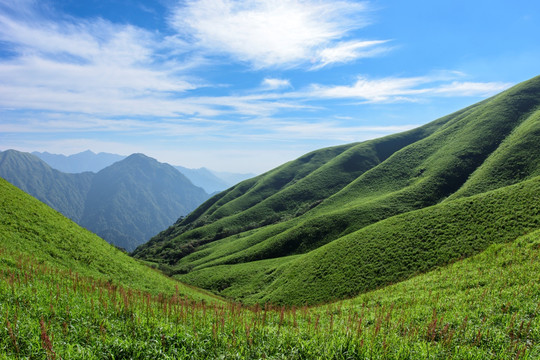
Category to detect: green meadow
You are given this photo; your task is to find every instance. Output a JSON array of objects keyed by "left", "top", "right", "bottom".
[
  {"left": 1, "top": 182, "right": 538, "bottom": 358},
  {"left": 1, "top": 76, "right": 540, "bottom": 358}
]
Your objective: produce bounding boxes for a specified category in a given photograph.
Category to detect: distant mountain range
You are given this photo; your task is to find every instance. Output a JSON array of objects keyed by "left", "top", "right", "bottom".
[
  {"left": 0, "top": 151, "right": 210, "bottom": 251},
  {"left": 174, "top": 165, "right": 229, "bottom": 194},
  {"left": 33, "top": 150, "right": 255, "bottom": 193},
  {"left": 133, "top": 75, "right": 540, "bottom": 305},
  {"left": 32, "top": 150, "right": 125, "bottom": 173}
]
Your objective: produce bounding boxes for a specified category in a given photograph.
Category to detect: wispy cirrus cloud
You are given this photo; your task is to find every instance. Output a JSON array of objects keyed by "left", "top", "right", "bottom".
[
  {"left": 0, "top": 5, "right": 204, "bottom": 116},
  {"left": 171, "top": 0, "right": 386, "bottom": 69},
  {"left": 0, "top": 111, "right": 416, "bottom": 143},
  {"left": 240, "top": 118, "right": 419, "bottom": 142},
  {"left": 313, "top": 40, "right": 392, "bottom": 70},
  {"left": 307, "top": 75, "right": 512, "bottom": 102},
  {"left": 430, "top": 81, "right": 513, "bottom": 97}
]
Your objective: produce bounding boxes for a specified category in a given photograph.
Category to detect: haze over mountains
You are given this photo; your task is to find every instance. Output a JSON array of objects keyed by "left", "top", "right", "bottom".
[
  {"left": 134, "top": 75, "right": 540, "bottom": 305},
  {"left": 174, "top": 165, "right": 240, "bottom": 194},
  {"left": 0, "top": 151, "right": 209, "bottom": 251},
  {"left": 32, "top": 150, "right": 125, "bottom": 174},
  {"left": 32, "top": 150, "right": 255, "bottom": 193}
]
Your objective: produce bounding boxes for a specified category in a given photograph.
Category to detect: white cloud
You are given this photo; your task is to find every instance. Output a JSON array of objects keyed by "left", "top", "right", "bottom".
[
  {"left": 0, "top": 5, "right": 212, "bottom": 116},
  {"left": 431, "top": 81, "right": 511, "bottom": 97},
  {"left": 314, "top": 40, "right": 391, "bottom": 69},
  {"left": 171, "top": 0, "right": 385, "bottom": 69},
  {"left": 307, "top": 75, "right": 512, "bottom": 102},
  {"left": 0, "top": 5, "right": 314, "bottom": 119},
  {"left": 309, "top": 76, "right": 431, "bottom": 102},
  {"left": 261, "top": 78, "right": 292, "bottom": 90}
]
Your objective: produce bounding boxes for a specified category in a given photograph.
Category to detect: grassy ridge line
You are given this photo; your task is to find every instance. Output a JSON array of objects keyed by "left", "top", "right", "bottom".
[
  {"left": 259, "top": 175, "right": 540, "bottom": 304},
  {"left": 136, "top": 76, "right": 540, "bottom": 285},
  {"left": 0, "top": 177, "right": 220, "bottom": 302},
  {"left": 135, "top": 109, "right": 456, "bottom": 259},
  {"left": 177, "top": 175, "right": 540, "bottom": 304},
  {"left": 136, "top": 109, "right": 460, "bottom": 268},
  {"left": 141, "top": 143, "right": 356, "bottom": 246},
  {"left": 449, "top": 107, "right": 540, "bottom": 199},
  {"left": 166, "top": 79, "right": 540, "bottom": 275},
  {"left": 170, "top": 76, "right": 540, "bottom": 301},
  {"left": 1, "top": 227, "right": 538, "bottom": 358},
  {"left": 305, "top": 74, "right": 540, "bottom": 220}
]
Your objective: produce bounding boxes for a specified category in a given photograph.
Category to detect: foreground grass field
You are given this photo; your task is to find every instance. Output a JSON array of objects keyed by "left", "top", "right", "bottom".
[{"left": 2, "top": 228, "right": 538, "bottom": 358}]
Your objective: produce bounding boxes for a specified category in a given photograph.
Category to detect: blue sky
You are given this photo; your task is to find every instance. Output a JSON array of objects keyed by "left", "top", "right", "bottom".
[{"left": 0, "top": 0, "right": 538, "bottom": 173}]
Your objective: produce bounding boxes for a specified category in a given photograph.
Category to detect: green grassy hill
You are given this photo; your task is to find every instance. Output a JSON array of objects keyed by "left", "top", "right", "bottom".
[
  {"left": 133, "top": 110, "right": 456, "bottom": 262},
  {"left": 2, "top": 75, "right": 539, "bottom": 357},
  {"left": 2, "top": 191, "right": 538, "bottom": 357},
  {"left": 0, "top": 176, "right": 218, "bottom": 301},
  {"left": 134, "top": 75, "right": 540, "bottom": 305}
]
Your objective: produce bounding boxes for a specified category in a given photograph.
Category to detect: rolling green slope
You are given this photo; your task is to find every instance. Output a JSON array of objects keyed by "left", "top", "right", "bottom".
[
  {"left": 134, "top": 75, "right": 540, "bottom": 305},
  {"left": 134, "top": 109, "right": 457, "bottom": 260},
  {"left": 0, "top": 150, "right": 93, "bottom": 221},
  {"left": 448, "top": 105, "right": 540, "bottom": 199},
  {"left": 258, "top": 175, "right": 540, "bottom": 304},
  {"left": 175, "top": 176, "right": 540, "bottom": 304},
  {"left": 0, "top": 176, "right": 218, "bottom": 302}
]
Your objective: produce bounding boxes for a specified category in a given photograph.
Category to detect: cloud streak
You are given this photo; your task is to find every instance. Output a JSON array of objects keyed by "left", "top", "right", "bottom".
[
  {"left": 261, "top": 78, "right": 292, "bottom": 90},
  {"left": 306, "top": 75, "right": 511, "bottom": 102},
  {"left": 313, "top": 40, "right": 392, "bottom": 69}
]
